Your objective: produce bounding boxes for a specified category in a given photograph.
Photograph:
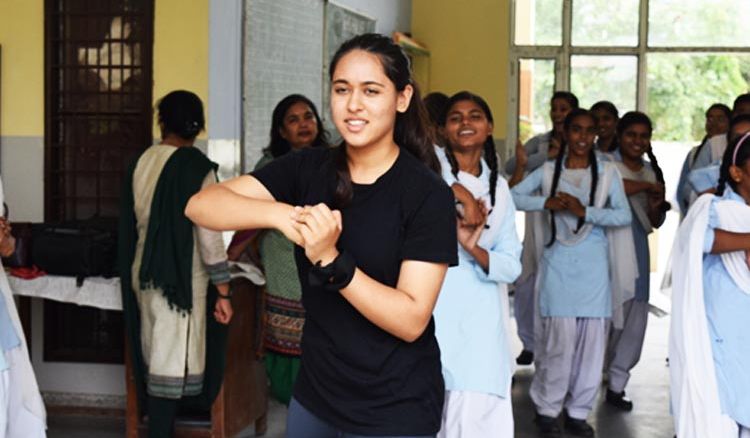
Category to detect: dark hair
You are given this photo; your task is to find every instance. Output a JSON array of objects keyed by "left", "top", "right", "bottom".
[
  {"left": 157, "top": 90, "right": 205, "bottom": 140},
  {"left": 423, "top": 92, "right": 450, "bottom": 128},
  {"left": 266, "top": 94, "right": 328, "bottom": 158},
  {"left": 717, "top": 132, "right": 750, "bottom": 196},
  {"left": 693, "top": 103, "right": 735, "bottom": 166},
  {"left": 441, "top": 91, "right": 499, "bottom": 207},
  {"left": 729, "top": 114, "right": 750, "bottom": 140},
  {"left": 546, "top": 108, "right": 597, "bottom": 247},
  {"left": 617, "top": 111, "right": 670, "bottom": 212},
  {"left": 551, "top": 91, "right": 579, "bottom": 110},
  {"left": 591, "top": 100, "right": 619, "bottom": 119},
  {"left": 707, "top": 103, "right": 732, "bottom": 120},
  {"left": 328, "top": 33, "right": 439, "bottom": 207},
  {"left": 733, "top": 93, "right": 750, "bottom": 114},
  {"left": 591, "top": 100, "right": 620, "bottom": 151}
]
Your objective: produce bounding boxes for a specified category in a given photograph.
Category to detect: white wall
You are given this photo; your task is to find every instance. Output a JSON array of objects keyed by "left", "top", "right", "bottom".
[{"left": 334, "top": 0, "right": 411, "bottom": 36}]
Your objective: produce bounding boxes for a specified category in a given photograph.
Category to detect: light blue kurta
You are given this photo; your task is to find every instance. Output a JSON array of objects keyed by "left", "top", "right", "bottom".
[
  {"left": 701, "top": 190, "right": 750, "bottom": 428},
  {"left": 689, "top": 164, "right": 720, "bottom": 194},
  {"left": 511, "top": 161, "right": 631, "bottom": 318},
  {"left": 433, "top": 160, "right": 523, "bottom": 398},
  {"left": 0, "top": 286, "right": 21, "bottom": 371}
]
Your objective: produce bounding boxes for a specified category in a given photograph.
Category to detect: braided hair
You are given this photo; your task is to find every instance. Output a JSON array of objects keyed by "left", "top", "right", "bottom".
[
  {"left": 716, "top": 132, "right": 750, "bottom": 197},
  {"left": 442, "top": 91, "right": 500, "bottom": 207},
  {"left": 546, "top": 108, "right": 598, "bottom": 247}
]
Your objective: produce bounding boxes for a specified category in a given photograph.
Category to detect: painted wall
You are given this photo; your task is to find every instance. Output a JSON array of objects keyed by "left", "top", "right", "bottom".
[
  {"left": 0, "top": 0, "right": 45, "bottom": 222},
  {"left": 152, "top": 0, "right": 210, "bottom": 140},
  {"left": 411, "top": 0, "right": 510, "bottom": 142}
]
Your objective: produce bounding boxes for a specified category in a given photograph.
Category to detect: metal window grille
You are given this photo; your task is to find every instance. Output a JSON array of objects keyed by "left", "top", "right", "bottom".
[
  {"left": 45, "top": 0, "right": 154, "bottom": 221},
  {"left": 43, "top": 0, "right": 153, "bottom": 364}
]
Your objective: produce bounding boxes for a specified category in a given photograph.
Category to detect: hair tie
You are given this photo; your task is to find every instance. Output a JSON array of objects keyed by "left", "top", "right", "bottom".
[{"left": 732, "top": 131, "right": 750, "bottom": 165}]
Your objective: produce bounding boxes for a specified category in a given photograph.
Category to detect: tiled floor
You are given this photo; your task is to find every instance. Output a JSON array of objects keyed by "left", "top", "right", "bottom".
[{"left": 48, "top": 313, "right": 675, "bottom": 437}]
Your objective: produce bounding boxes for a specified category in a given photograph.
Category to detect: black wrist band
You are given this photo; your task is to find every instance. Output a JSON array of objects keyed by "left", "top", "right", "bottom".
[
  {"left": 308, "top": 251, "right": 356, "bottom": 291},
  {"left": 217, "top": 286, "right": 233, "bottom": 300}
]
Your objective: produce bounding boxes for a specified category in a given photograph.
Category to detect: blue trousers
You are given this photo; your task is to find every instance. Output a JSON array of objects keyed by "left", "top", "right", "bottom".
[{"left": 286, "top": 398, "right": 436, "bottom": 438}]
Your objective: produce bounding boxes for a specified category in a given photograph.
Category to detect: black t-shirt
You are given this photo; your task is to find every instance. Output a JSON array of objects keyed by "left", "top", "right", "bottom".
[{"left": 252, "top": 147, "right": 457, "bottom": 435}]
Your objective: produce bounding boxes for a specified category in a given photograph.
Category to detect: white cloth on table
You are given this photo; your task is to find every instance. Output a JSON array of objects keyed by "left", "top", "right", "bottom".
[{"left": 8, "top": 275, "right": 121, "bottom": 311}]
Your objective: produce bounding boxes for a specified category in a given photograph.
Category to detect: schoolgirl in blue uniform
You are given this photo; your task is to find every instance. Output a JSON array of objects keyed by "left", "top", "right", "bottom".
[
  {"left": 433, "top": 91, "right": 522, "bottom": 437},
  {"left": 604, "top": 112, "right": 668, "bottom": 411},
  {"left": 670, "top": 132, "right": 750, "bottom": 438},
  {"left": 506, "top": 91, "right": 580, "bottom": 366},
  {"left": 511, "top": 109, "right": 633, "bottom": 437}
]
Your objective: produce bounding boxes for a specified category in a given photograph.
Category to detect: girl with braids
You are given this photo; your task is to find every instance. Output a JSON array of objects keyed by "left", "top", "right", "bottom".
[
  {"left": 590, "top": 100, "right": 620, "bottom": 154},
  {"left": 670, "top": 132, "right": 750, "bottom": 438},
  {"left": 186, "top": 33, "right": 457, "bottom": 437},
  {"left": 432, "top": 92, "right": 522, "bottom": 437},
  {"left": 511, "top": 109, "right": 634, "bottom": 437},
  {"left": 604, "top": 112, "right": 667, "bottom": 412},
  {"left": 506, "top": 91, "right": 580, "bottom": 366}
]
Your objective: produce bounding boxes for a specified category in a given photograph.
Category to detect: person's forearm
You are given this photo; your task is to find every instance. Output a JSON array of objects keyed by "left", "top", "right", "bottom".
[
  {"left": 623, "top": 179, "right": 651, "bottom": 196},
  {"left": 339, "top": 266, "right": 447, "bottom": 343},
  {"left": 452, "top": 183, "right": 473, "bottom": 206},
  {"left": 465, "top": 245, "right": 489, "bottom": 272},
  {"left": 711, "top": 230, "right": 750, "bottom": 254},
  {"left": 186, "top": 184, "right": 292, "bottom": 231},
  {"left": 215, "top": 282, "right": 231, "bottom": 297},
  {"left": 508, "top": 162, "right": 525, "bottom": 188}
]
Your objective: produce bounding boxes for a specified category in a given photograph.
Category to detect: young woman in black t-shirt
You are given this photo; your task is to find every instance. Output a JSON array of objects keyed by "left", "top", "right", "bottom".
[{"left": 186, "top": 33, "right": 457, "bottom": 437}]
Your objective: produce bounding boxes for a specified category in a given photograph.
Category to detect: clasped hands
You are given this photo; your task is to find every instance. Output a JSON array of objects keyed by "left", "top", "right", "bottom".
[
  {"left": 284, "top": 203, "right": 342, "bottom": 266},
  {"left": 457, "top": 198, "right": 488, "bottom": 251},
  {"left": 545, "top": 192, "right": 586, "bottom": 218}
]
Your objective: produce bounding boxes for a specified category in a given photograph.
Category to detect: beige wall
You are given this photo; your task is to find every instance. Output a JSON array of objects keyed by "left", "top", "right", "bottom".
[{"left": 412, "top": 0, "right": 510, "bottom": 140}]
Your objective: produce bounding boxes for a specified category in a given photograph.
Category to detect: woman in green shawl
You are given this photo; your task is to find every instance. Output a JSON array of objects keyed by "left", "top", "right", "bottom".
[{"left": 120, "top": 90, "right": 233, "bottom": 437}]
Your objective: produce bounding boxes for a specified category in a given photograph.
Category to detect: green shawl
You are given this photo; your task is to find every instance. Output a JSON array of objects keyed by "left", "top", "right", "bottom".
[{"left": 119, "top": 146, "right": 227, "bottom": 413}]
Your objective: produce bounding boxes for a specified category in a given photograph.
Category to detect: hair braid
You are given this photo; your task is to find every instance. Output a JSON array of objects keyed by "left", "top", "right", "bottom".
[
  {"left": 483, "top": 137, "right": 499, "bottom": 207},
  {"left": 546, "top": 142, "right": 566, "bottom": 247}
]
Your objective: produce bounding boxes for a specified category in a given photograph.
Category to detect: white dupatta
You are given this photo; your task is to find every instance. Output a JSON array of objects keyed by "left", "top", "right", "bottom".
[
  {"left": 456, "top": 160, "right": 516, "bottom": 373},
  {"left": 530, "top": 161, "right": 637, "bottom": 329},
  {"left": 670, "top": 192, "right": 750, "bottom": 438}
]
